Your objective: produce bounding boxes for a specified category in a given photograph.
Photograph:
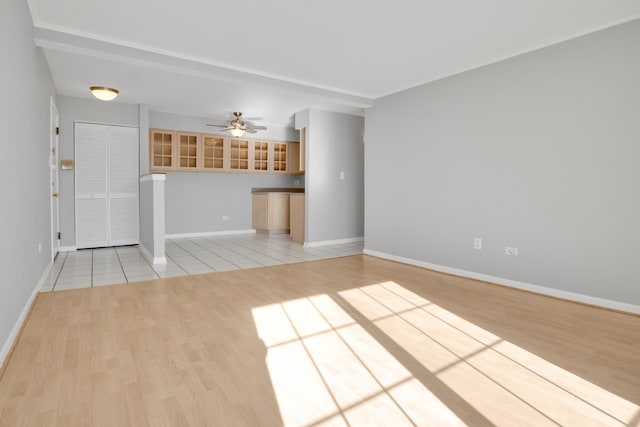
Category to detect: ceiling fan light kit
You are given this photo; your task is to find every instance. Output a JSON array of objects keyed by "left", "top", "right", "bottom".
[
  {"left": 230, "top": 128, "right": 245, "bottom": 137},
  {"left": 90, "top": 86, "right": 119, "bottom": 101},
  {"left": 207, "top": 112, "right": 267, "bottom": 137}
]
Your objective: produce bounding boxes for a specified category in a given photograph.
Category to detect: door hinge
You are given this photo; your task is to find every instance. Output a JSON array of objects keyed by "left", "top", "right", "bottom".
[
  {"left": 57, "top": 232, "right": 61, "bottom": 240},
  {"left": 56, "top": 127, "right": 60, "bottom": 135},
  {"left": 51, "top": 147, "right": 56, "bottom": 155}
]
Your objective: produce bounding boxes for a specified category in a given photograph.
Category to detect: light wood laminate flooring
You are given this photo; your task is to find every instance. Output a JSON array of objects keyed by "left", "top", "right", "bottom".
[{"left": 1, "top": 255, "right": 639, "bottom": 426}]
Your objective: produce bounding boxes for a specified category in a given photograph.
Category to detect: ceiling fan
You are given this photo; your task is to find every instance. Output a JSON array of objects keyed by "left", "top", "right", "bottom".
[{"left": 207, "top": 112, "right": 267, "bottom": 137}]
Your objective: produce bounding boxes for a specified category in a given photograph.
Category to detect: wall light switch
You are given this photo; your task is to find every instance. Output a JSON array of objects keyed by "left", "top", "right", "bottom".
[
  {"left": 340, "top": 171, "right": 345, "bottom": 180},
  {"left": 294, "top": 179, "right": 300, "bottom": 186},
  {"left": 222, "top": 216, "right": 229, "bottom": 221}
]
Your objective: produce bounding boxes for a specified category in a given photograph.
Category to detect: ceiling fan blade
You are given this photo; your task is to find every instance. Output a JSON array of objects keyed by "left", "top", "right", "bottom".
[{"left": 208, "top": 113, "right": 266, "bottom": 135}]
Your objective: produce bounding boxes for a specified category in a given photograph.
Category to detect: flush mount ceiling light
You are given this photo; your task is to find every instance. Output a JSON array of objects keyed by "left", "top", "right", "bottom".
[{"left": 90, "top": 86, "right": 119, "bottom": 101}]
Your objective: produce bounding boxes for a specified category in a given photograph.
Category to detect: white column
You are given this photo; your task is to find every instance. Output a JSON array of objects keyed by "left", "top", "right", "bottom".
[{"left": 139, "top": 173, "right": 166, "bottom": 264}]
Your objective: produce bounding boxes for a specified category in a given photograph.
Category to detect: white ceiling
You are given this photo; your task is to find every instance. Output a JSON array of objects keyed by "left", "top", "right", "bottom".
[{"left": 29, "top": 0, "right": 640, "bottom": 126}]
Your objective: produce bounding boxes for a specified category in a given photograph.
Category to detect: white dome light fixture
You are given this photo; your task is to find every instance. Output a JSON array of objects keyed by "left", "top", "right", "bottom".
[
  {"left": 90, "top": 86, "right": 119, "bottom": 101},
  {"left": 230, "top": 127, "right": 245, "bottom": 137}
]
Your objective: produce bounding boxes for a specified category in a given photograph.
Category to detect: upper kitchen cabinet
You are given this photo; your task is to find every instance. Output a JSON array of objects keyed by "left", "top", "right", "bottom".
[
  {"left": 177, "top": 132, "right": 200, "bottom": 170},
  {"left": 149, "top": 128, "right": 302, "bottom": 175},
  {"left": 150, "top": 129, "right": 176, "bottom": 170},
  {"left": 202, "top": 135, "right": 226, "bottom": 171},
  {"left": 272, "top": 142, "right": 288, "bottom": 173},
  {"left": 289, "top": 142, "right": 304, "bottom": 175},
  {"left": 229, "top": 138, "right": 250, "bottom": 171},
  {"left": 253, "top": 140, "right": 269, "bottom": 172}
]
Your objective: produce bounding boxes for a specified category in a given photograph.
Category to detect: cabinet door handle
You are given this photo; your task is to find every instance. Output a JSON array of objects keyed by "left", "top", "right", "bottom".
[{"left": 52, "top": 193, "right": 59, "bottom": 198}]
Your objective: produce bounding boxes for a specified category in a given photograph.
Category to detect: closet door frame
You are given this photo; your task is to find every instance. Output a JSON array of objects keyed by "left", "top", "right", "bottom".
[{"left": 74, "top": 121, "right": 139, "bottom": 249}]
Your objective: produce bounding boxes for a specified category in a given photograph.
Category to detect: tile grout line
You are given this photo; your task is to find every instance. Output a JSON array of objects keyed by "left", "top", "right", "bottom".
[
  {"left": 133, "top": 246, "right": 161, "bottom": 279},
  {"left": 113, "top": 247, "right": 130, "bottom": 283},
  {"left": 51, "top": 252, "right": 69, "bottom": 292},
  {"left": 171, "top": 239, "right": 228, "bottom": 271},
  {"left": 51, "top": 237, "right": 363, "bottom": 291},
  {"left": 187, "top": 237, "right": 266, "bottom": 268},
  {"left": 164, "top": 253, "right": 190, "bottom": 275}
]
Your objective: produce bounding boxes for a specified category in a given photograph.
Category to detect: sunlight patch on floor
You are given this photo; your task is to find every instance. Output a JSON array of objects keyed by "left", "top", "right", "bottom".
[
  {"left": 339, "top": 281, "right": 639, "bottom": 426},
  {"left": 252, "top": 293, "right": 463, "bottom": 426},
  {"left": 252, "top": 280, "right": 638, "bottom": 426}
]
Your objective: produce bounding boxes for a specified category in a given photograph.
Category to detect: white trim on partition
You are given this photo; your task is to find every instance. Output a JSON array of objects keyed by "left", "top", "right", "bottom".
[
  {"left": 140, "top": 173, "right": 166, "bottom": 182},
  {"left": 0, "top": 261, "right": 53, "bottom": 370},
  {"left": 59, "top": 246, "right": 77, "bottom": 252},
  {"left": 363, "top": 249, "right": 640, "bottom": 315},
  {"left": 139, "top": 243, "right": 167, "bottom": 265},
  {"left": 165, "top": 229, "right": 257, "bottom": 239},
  {"left": 304, "top": 237, "right": 364, "bottom": 248}
]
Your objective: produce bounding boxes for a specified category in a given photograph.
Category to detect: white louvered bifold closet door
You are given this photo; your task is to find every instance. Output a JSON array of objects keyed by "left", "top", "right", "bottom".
[
  {"left": 75, "top": 123, "right": 139, "bottom": 249},
  {"left": 108, "top": 126, "right": 139, "bottom": 246},
  {"left": 75, "top": 123, "right": 109, "bottom": 248}
]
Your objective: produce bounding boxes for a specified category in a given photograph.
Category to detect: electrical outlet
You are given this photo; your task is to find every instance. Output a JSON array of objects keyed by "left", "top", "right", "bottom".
[
  {"left": 474, "top": 238, "right": 482, "bottom": 250},
  {"left": 294, "top": 179, "right": 300, "bottom": 186},
  {"left": 222, "top": 216, "right": 229, "bottom": 221},
  {"left": 505, "top": 246, "right": 519, "bottom": 256},
  {"left": 340, "top": 171, "right": 345, "bottom": 180},
  {"left": 38, "top": 243, "right": 42, "bottom": 253}
]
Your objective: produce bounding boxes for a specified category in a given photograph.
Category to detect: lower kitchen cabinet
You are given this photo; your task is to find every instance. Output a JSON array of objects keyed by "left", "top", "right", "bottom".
[
  {"left": 252, "top": 193, "right": 290, "bottom": 234},
  {"left": 290, "top": 193, "right": 305, "bottom": 244}
]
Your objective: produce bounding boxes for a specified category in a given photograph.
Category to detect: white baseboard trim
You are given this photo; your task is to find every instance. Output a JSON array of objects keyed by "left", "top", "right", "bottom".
[
  {"left": 139, "top": 244, "right": 167, "bottom": 265},
  {"left": 1, "top": 261, "right": 53, "bottom": 370},
  {"left": 59, "top": 246, "right": 77, "bottom": 252},
  {"left": 363, "top": 249, "right": 640, "bottom": 315},
  {"left": 304, "top": 237, "right": 364, "bottom": 248},
  {"left": 166, "top": 229, "right": 257, "bottom": 239}
]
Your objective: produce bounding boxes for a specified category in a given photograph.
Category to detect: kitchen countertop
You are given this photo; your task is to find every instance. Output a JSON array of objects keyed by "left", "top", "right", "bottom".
[{"left": 251, "top": 187, "right": 305, "bottom": 193}]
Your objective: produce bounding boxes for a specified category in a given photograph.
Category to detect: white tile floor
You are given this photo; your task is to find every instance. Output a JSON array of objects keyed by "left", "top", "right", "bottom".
[{"left": 42, "top": 234, "right": 364, "bottom": 292}]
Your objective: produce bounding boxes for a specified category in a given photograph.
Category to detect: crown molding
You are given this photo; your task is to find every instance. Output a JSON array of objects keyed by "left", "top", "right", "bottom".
[{"left": 33, "top": 25, "right": 375, "bottom": 110}]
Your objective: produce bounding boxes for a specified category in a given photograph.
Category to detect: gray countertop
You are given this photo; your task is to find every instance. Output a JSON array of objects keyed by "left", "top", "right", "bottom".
[{"left": 252, "top": 187, "right": 305, "bottom": 194}]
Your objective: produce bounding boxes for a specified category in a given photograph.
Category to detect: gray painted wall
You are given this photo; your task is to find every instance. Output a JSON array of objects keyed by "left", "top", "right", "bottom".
[
  {"left": 165, "top": 172, "right": 298, "bottom": 234},
  {"left": 139, "top": 104, "right": 150, "bottom": 175},
  {"left": 365, "top": 19, "right": 640, "bottom": 305},
  {"left": 150, "top": 111, "right": 301, "bottom": 235},
  {"left": 0, "top": 0, "right": 55, "bottom": 358},
  {"left": 305, "top": 109, "right": 364, "bottom": 243},
  {"left": 56, "top": 95, "right": 139, "bottom": 247}
]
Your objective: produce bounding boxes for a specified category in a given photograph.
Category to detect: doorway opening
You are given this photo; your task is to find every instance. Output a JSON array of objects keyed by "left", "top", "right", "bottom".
[{"left": 50, "top": 97, "right": 60, "bottom": 261}]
